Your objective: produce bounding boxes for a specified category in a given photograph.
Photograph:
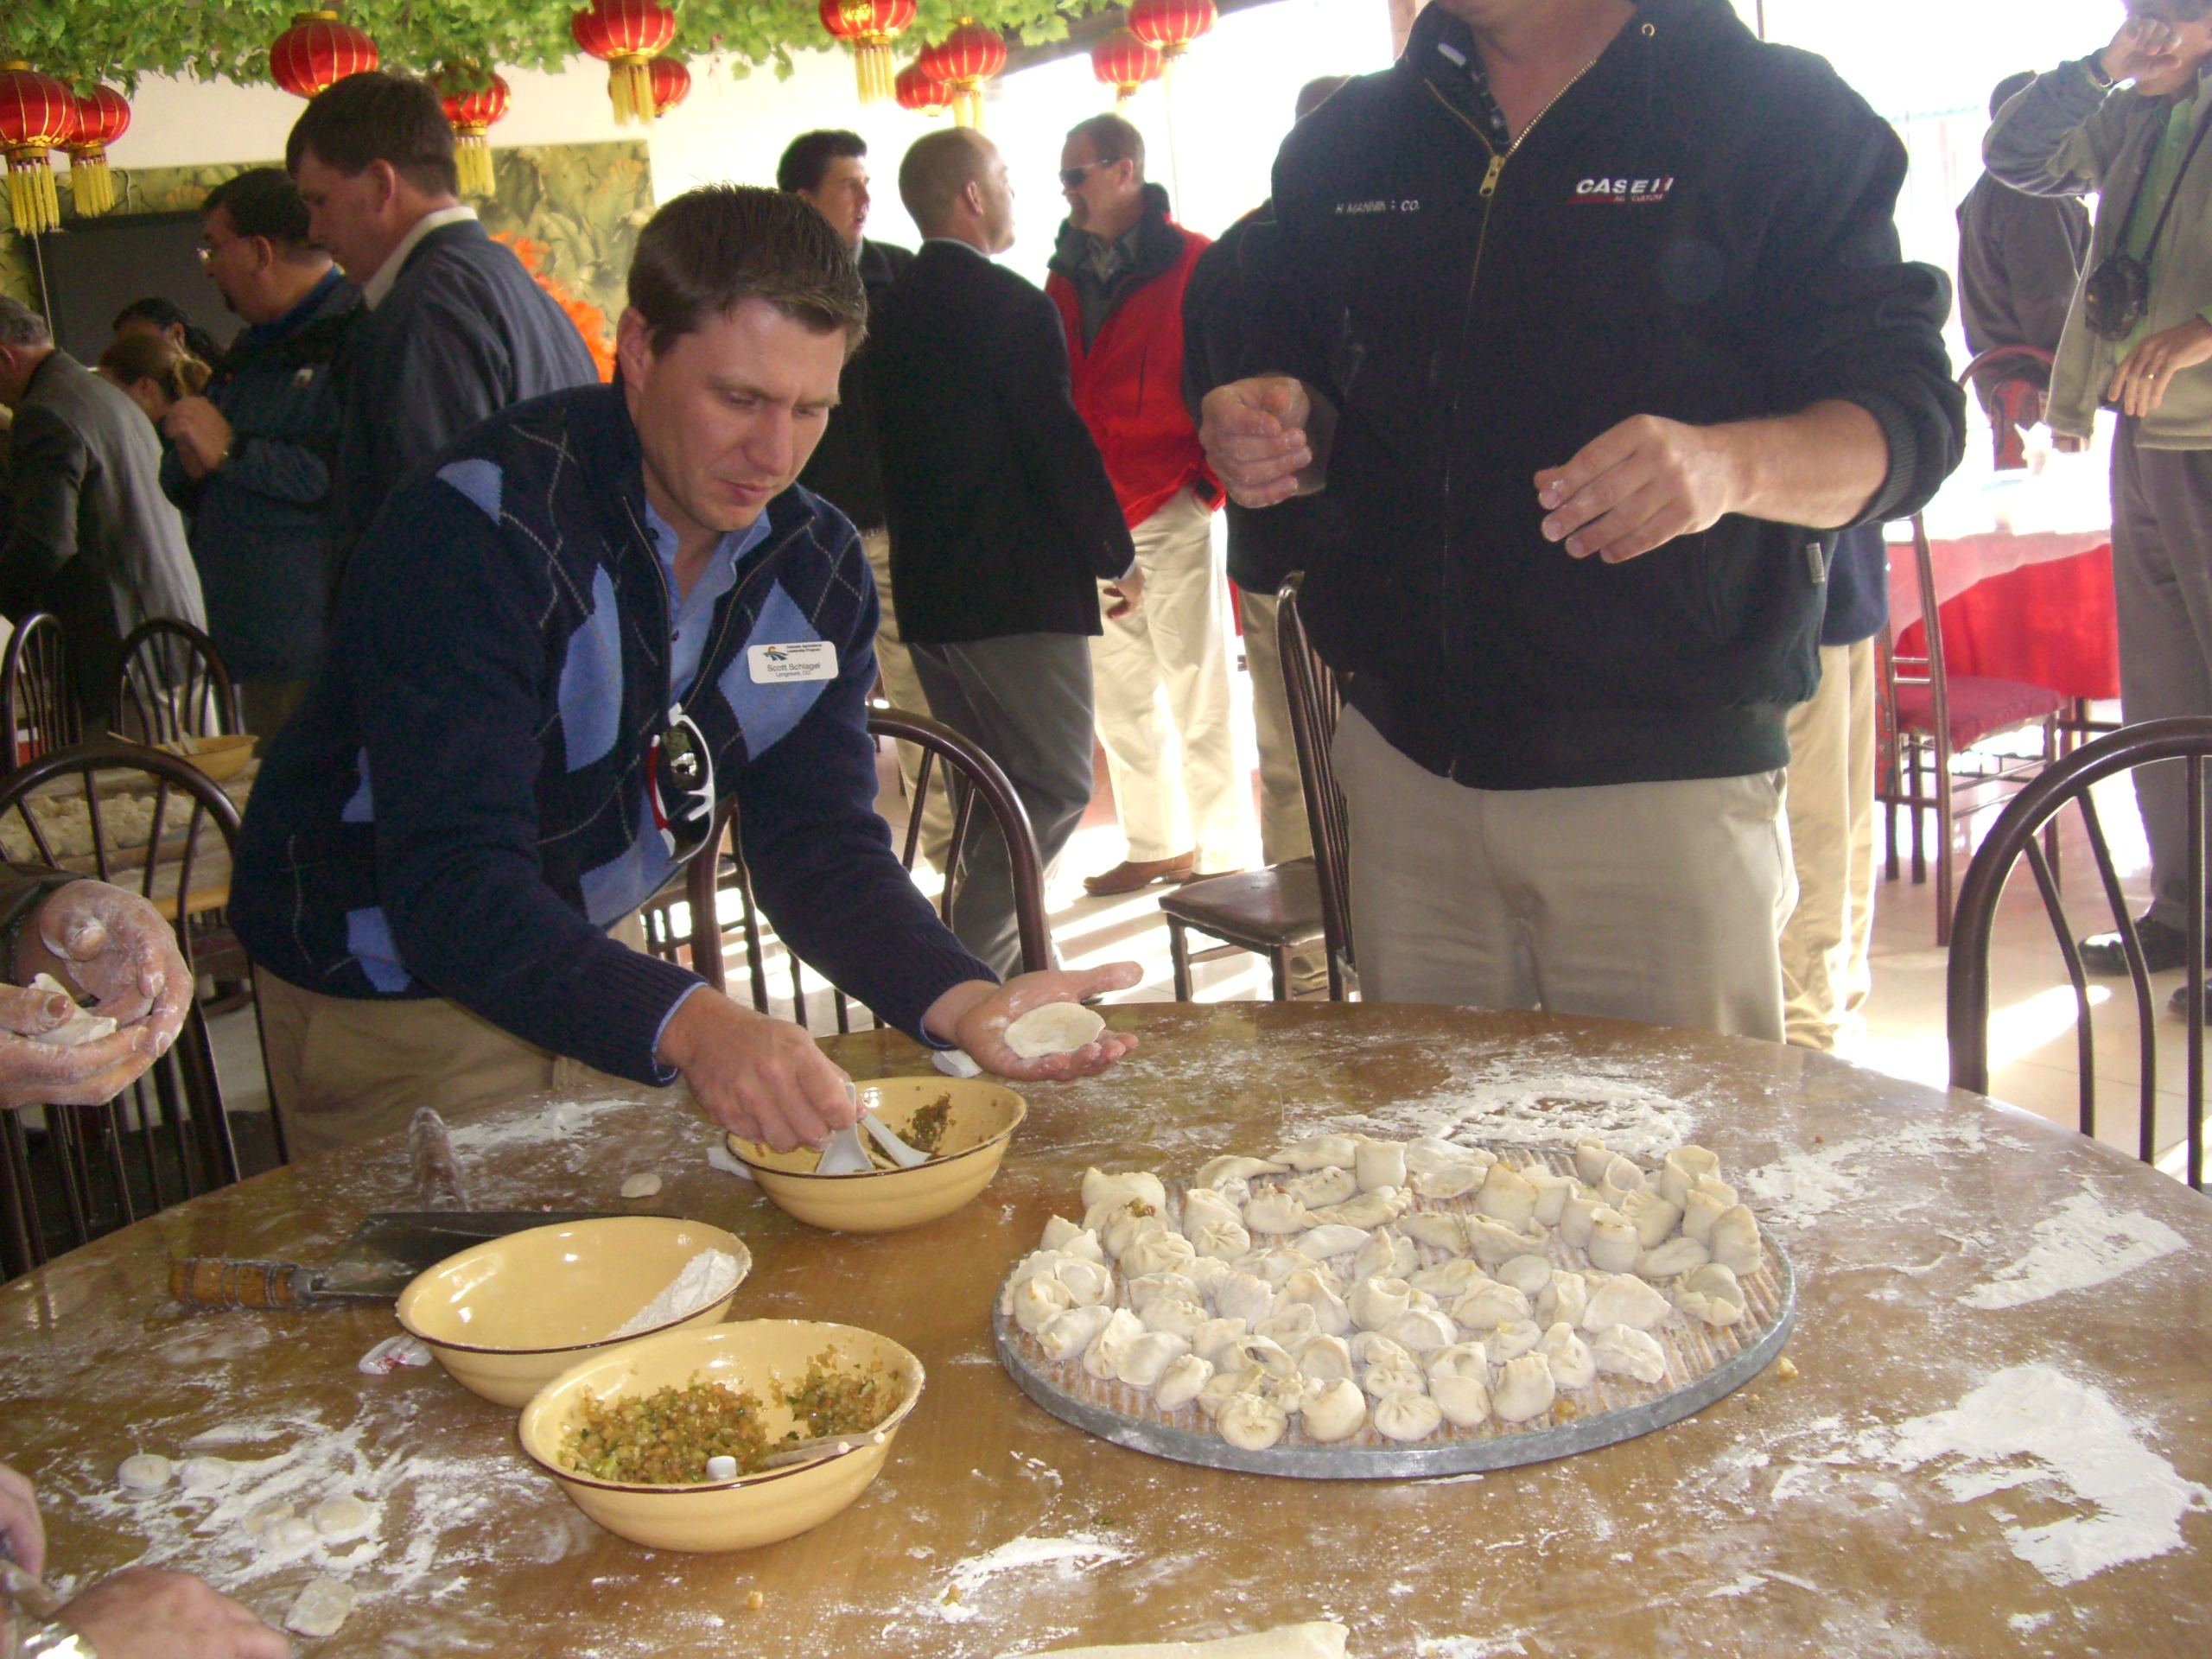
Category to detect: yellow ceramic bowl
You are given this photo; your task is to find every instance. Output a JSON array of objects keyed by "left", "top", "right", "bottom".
[
  {"left": 395, "top": 1217, "right": 752, "bottom": 1408},
  {"left": 518, "top": 1320, "right": 925, "bottom": 1553},
  {"left": 728, "top": 1075, "right": 1026, "bottom": 1233},
  {"left": 162, "top": 734, "right": 256, "bottom": 783}
]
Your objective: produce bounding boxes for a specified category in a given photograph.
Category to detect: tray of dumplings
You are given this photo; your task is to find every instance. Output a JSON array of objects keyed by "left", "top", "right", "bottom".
[{"left": 992, "top": 1134, "right": 1795, "bottom": 1478}]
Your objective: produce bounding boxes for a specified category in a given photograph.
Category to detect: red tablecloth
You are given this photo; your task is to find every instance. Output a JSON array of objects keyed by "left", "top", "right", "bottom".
[{"left": 1892, "top": 542, "right": 2118, "bottom": 702}]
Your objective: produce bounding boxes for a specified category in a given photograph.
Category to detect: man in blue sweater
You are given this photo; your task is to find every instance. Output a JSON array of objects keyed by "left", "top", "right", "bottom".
[{"left": 232, "top": 187, "right": 1138, "bottom": 1160}]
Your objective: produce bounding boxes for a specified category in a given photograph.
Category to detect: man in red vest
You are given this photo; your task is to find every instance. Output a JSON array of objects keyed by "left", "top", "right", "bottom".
[{"left": 1046, "top": 114, "right": 1244, "bottom": 896}]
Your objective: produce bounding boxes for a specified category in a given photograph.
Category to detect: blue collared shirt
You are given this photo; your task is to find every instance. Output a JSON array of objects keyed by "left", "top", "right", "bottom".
[{"left": 643, "top": 503, "right": 772, "bottom": 704}]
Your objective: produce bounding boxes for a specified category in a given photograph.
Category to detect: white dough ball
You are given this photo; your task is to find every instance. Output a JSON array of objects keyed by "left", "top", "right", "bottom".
[
  {"left": 310, "top": 1496, "right": 372, "bottom": 1539},
  {"left": 284, "top": 1576, "right": 359, "bottom": 1638},
  {"left": 178, "top": 1456, "right": 234, "bottom": 1493},
  {"left": 117, "top": 1453, "right": 172, "bottom": 1492},
  {"left": 620, "top": 1172, "right": 663, "bottom": 1198}
]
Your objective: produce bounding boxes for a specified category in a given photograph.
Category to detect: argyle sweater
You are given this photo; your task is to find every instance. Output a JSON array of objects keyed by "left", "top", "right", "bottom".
[{"left": 231, "top": 383, "right": 993, "bottom": 1084}]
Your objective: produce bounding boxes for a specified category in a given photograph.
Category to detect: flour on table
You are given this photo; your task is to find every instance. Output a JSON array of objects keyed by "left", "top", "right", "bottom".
[
  {"left": 607, "top": 1248, "right": 741, "bottom": 1339},
  {"left": 1957, "top": 1189, "right": 2187, "bottom": 1311},
  {"left": 1359, "top": 1068, "right": 1695, "bottom": 1165},
  {"left": 1737, "top": 1117, "right": 1986, "bottom": 1230},
  {"left": 1871, "top": 1363, "right": 2212, "bottom": 1585},
  {"left": 935, "top": 1535, "right": 1133, "bottom": 1624},
  {"left": 446, "top": 1094, "right": 632, "bottom": 1156}
]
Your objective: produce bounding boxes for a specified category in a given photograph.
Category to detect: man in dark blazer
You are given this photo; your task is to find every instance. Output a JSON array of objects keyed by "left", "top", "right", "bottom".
[
  {"left": 868, "top": 128, "right": 1138, "bottom": 978},
  {"left": 287, "top": 72, "right": 598, "bottom": 575},
  {"left": 0, "top": 296, "right": 207, "bottom": 727}
]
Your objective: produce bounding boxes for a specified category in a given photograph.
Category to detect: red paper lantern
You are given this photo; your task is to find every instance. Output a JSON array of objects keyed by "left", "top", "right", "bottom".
[
  {"left": 438, "top": 67, "right": 510, "bottom": 199},
  {"left": 894, "top": 60, "right": 954, "bottom": 116},
  {"left": 0, "top": 64, "right": 73, "bottom": 235},
  {"left": 269, "top": 11, "right": 381, "bottom": 99},
  {"left": 1128, "top": 0, "right": 1216, "bottom": 60},
  {"left": 917, "top": 20, "right": 1007, "bottom": 129},
  {"left": 64, "top": 84, "right": 130, "bottom": 216},
  {"left": 819, "top": 0, "right": 915, "bottom": 105},
  {"left": 649, "top": 54, "right": 690, "bottom": 117},
  {"left": 1090, "top": 27, "right": 1161, "bottom": 106},
  {"left": 569, "top": 0, "right": 677, "bottom": 125}
]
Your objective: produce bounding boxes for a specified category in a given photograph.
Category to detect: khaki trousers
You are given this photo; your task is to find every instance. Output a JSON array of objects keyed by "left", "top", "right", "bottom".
[
  {"left": 1779, "top": 639, "right": 1878, "bottom": 1051},
  {"left": 861, "top": 527, "right": 953, "bottom": 874},
  {"left": 1332, "top": 706, "right": 1795, "bottom": 1041},
  {"left": 1236, "top": 587, "right": 1313, "bottom": 867},
  {"left": 1090, "top": 488, "right": 1246, "bottom": 872},
  {"left": 257, "top": 911, "right": 650, "bottom": 1160}
]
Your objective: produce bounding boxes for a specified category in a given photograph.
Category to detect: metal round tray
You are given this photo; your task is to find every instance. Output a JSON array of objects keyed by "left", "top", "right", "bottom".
[{"left": 994, "top": 1173, "right": 1796, "bottom": 1480}]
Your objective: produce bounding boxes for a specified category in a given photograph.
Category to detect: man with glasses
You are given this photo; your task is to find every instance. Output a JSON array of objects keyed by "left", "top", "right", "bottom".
[
  {"left": 161, "top": 167, "right": 359, "bottom": 742},
  {"left": 231, "top": 186, "right": 1139, "bottom": 1160}
]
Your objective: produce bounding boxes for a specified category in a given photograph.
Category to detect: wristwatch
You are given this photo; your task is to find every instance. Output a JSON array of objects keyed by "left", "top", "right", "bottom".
[
  {"left": 2086, "top": 54, "right": 2116, "bottom": 90},
  {"left": 14, "top": 1618, "right": 97, "bottom": 1657}
]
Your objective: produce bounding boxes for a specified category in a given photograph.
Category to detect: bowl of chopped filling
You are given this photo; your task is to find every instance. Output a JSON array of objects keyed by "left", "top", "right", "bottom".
[
  {"left": 396, "top": 1217, "right": 751, "bottom": 1407},
  {"left": 518, "top": 1319, "right": 925, "bottom": 1551},
  {"left": 728, "top": 1075, "right": 1027, "bottom": 1234}
]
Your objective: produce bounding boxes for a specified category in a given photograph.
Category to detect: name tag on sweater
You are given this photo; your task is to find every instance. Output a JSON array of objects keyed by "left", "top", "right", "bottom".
[{"left": 747, "top": 641, "right": 838, "bottom": 684}]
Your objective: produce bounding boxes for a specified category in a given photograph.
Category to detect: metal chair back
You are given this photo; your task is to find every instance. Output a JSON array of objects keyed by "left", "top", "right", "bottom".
[
  {"left": 0, "top": 614, "right": 82, "bottom": 772},
  {"left": 1276, "top": 576, "right": 1355, "bottom": 998},
  {"left": 1947, "top": 716, "right": 2212, "bottom": 1193},
  {"left": 111, "top": 619, "right": 240, "bottom": 747},
  {"left": 0, "top": 742, "right": 261, "bottom": 1279}
]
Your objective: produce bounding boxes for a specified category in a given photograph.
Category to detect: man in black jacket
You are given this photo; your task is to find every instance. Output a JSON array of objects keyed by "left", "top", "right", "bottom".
[
  {"left": 868, "top": 129, "right": 1138, "bottom": 978},
  {"left": 781, "top": 128, "right": 948, "bottom": 866},
  {"left": 287, "top": 73, "right": 598, "bottom": 572},
  {"left": 1202, "top": 0, "right": 1963, "bottom": 1042}
]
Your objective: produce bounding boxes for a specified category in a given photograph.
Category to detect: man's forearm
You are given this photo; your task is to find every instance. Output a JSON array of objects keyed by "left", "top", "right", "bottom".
[{"left": 1715, "top": 399, "right": 1888, "bottom": 531}]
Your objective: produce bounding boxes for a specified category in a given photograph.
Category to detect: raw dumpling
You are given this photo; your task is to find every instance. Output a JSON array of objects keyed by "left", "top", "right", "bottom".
[
  {"left": 1056, "top": 1258, "right": 1115, "bottom": 1306},
  {"left": 1450, "top": 1282, "right": 1532, "bottom": 1330},
  {"left": 1012, "top": 1271, "right": 1077, "bottom": 1333},
  {"left": 1596, "top": 1154, "right": 1648, "bottom": 1207},
  {"left": 1228, "top": 1334, "right": 1300, "bottom": 1380},
  {"left": 1573, "top": 1139, "right": 1616, "bottom": 1185},
  {"left": 1297, "top": 1333, "right": 1355, "bottom": 1382},
  {"left": 1405, "top": 1136, "right": 1489, "bottom": 1174},
  {"left": 1474, "top": 1162, "right": 1538, "bottom": 1230},
  {"left": 1278, "top": 1133, "right": 1363, "bottom": 1172},
  {"left": 1372, "top": 1389, "right": 1444, "bottom": 1442},
  {"left": 1181, "top": 1186, "right": 1244, "bottom": 1232},
  {"left": 1496, "top": 1254, "right": 1554, "bottom": 1298},
  {"left": 1674, "top": 1262, "right": 1748, "bottom": 1326},
  {"left": 1116, "top": 1330, "right": 1193, "bottom": 1389},
  {"left": 1243, "top": 1190, "right": 1313, "bottom": 1236},
  {"left": 1124, "top": 1271, "right": 1200, "bottom": 1312},
  {"left": 1197, "top": 1365, "right": 1262, "bottom": 1419},
  {"left": 1349, "top": 1276, "right": 1415, "bottom": 1332},
  {"left": 1559, "top": 1187, "right": 1606, "bottom": 1250},
  {"left": 1582, "top": 1273, "right": 1673, "bottom": 1332},
  {"left": 1286, "top": 1166, "right": 1359, "bottom": 1207},
  {"left": 1591, "top": 1323, "right": 1668, "bottom": 1385},
  {"left": 1237, "top": 1247, "right": 1326, "bottom": 1288},
  {"left": 1362, "top": 1355, "right": 1429, "bottom": 1401},
  {"left": 1188, "top": 1215, "right": 1254, "bottom": 1261},
  {"left": 1294, "top": 1223, "right": 1371, "bottom": 1260},
  {"left": 1539, "top": 1321, "right": 1597, "bottom": 1389},
  {"left": 1382, "top": 1307, "right": 1459, "bottom": 1355},
  {"left": 1658, "top": 1146, "right": 1723, "bottom": 1207},
  {"left": 1430, "top": 1367, "right": 1491, "bottom": 1428},
  {"left": 1196, "top": 1154, "right": 1288, "bottom": 1185},
  {"left": 1039, "top": 1215, "right": 1084, "bottom": 1252},
  {"left": 1681, "top": 1176, "right": 1740, "bottom": 1244},
  {"left": 1351, "top": 1230, "right": 1418, "bottom": 1283},
  {"left": 1708, "top": 1205, "right": 1763, "bottom": 1274},
  {"left": 1408, "top": 1258, "right": 1494, "bottom": 1299},
  {"left": 1154, "top": 1353, "right": 1214, "bottom": 1410},
  {"left": 1302, "top": 1377, "right": 1368, "bottom": 1442},
  {"left": 1279, "top": 1268, "right": 1353, "bottom": 1336},
  {"left": 1082, "top": 1308, "right": 1147, "bottom": 1379},
  {"left": 1586, "top": 1206, "right": 1641, "bottom": 1273},
  {"left": 1347, "top": 1331, "right": 1413, "bottom": 1370},
  {"left": 1217, "top": 1391, "right": 1289, "bottom": 1450},
  {"left": 1192, "top": 1318, "right": 1250, "bottom": 1366},
  {"left": 1082, "top": 1166, "right": 1166, "bottom": 1214},
  {"left": 1486, "top": 1319, "right": 1543, "bottom": 1363},
  {"left": 1535, "top": 1271, "right": 1591, "bottom": 1331},
  {"left": 1467, "top": 1217, "right": 1546, "bottom": 1268},
  {"left": 1185, "top": 1255, "right": 1233, "bottom": 1298},
  {"left": 1140, "top": 1295, "right": 1211, "bottom": 1340},
  {"left": 1039, "top": 1304, "right": 1117, "bottom": 1362},
  {"left": 1306, "top": 1189, "right": 1408, "bottom": 1230},
  {"left": 1398, "top": 1212, "right": 1470, "bottom": 1255},
  {"left": 1412, "top": 1162, "right": 1489, "bottom": 1200},
  {"left": 1214, "top": 1271, "right": 1278, "bottom": 1326},
  {"left": 1525, "top": 1166, "right": 1577, "bottom": 1227},
  {"left": 1100, "top": 1204, "right": 1167, "bottom": 1261},
  {"left": 1002, "top": 1248, "right": 1077, "bottom": 1300},
  {"left": 1256, "top": 1302, "right": 1322, "bottom": 1350},
  {"left": 1636, "top": 1237, "right": 1710, "bottom": 1281},
  {"left": 1122, "top": 1230, "right": 1198, "bottom": 1280},
  {"left": 1492, "top": 1353, "right": 1557, "bottom": 1423},
  {"left": 1619, "top": 1187, "right": 1684, "bottom": 1249},
  {"left": 1005, "top": 1001, "right": 1107, "bottom": 1058},
  {"left": 1355, "top": 1140, "right": 1408, "bottom": 1192}
]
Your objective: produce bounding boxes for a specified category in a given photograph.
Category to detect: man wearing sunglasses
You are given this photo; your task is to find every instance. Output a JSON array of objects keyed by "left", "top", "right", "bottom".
[{"left": 232, "top": 186, "right": 1140, "bottom": 1160}]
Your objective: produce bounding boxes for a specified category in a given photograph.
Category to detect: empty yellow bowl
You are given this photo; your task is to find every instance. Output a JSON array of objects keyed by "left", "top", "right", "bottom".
[
  {"left": 728, "top": 1075, "right": 1026, "bottom": 1233},
  {"left": 518, "top": 1319, "right": 925, "bottom": 1552},
  {"left": 162, "top": 733, "right": 256, "bottom": 783},
  {"left": 395, "top": 1217, "right": 752, "bottom": 1408}
]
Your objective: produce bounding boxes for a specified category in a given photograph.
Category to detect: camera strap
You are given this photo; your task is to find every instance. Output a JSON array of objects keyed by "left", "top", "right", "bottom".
[{"left": 2124, "top": 94, "right": 2212, "bottom": 269}]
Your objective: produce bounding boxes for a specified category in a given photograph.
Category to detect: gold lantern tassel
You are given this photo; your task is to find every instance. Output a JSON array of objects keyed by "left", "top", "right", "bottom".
[
  {"left": 71, "top": 152, "right": 114, "bottom": 216},
  {"left": 856, "top": 41, "right": 893, "bottom": 105},
  {"left": 609, "top": 56, "right": 654, "bottom": 124},
  {"left": 7, "top": 153, "right": 61, "bottom": 236},
  {"left": 455, "top": 134, "right": 493, "bottom": 198}
]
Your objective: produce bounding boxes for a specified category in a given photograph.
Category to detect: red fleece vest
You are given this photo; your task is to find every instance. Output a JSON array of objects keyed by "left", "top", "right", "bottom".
[{"left": 1047, "top": 226, "right": 1221, "bottom": 531}]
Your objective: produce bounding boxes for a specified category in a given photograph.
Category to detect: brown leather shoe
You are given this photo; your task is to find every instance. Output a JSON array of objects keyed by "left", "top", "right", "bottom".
[{"left": 1084, "top": 853, "right": 1194, "bottom": 895}]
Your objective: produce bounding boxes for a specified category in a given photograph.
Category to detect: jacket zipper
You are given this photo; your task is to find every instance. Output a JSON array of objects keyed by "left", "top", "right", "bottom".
[{"left": 1420, "top": 38, "right": 1629, "bottom": 777}]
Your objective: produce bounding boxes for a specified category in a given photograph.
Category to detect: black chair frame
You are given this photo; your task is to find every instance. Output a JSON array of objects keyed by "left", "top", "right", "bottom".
[
  {"left": 1277, "top": 575, "right": 1356, "bottom": 1000},
  {"left": 0, "top": 613, "right": 83, "bottom": 773},
  {"left": 111, "top": 618, "right": 241, "bottom": 747}
]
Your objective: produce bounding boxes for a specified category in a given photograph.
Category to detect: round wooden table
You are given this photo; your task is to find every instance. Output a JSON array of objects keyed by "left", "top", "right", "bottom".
[{"left": 3, "top": 1004, "right": 2209, "bottom": 1656}]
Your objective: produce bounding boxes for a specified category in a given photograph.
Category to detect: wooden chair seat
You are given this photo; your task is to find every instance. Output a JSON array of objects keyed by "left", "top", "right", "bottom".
[{"left": 1158, "top": 860, "right": 1327, "bottom": 1002}]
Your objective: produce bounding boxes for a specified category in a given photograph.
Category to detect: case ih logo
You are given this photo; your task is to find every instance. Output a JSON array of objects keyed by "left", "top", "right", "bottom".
[{"left": 1574, "top": 175, "right": 1675, "bottom": 203}]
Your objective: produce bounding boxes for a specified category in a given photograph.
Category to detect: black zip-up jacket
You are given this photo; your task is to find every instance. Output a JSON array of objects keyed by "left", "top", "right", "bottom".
[
  {"left": 797, "top": 238, "right": 912, "bottom": 531},
  {"left": 1243, "top": 0, "right": 1963, "bottom": 790}
]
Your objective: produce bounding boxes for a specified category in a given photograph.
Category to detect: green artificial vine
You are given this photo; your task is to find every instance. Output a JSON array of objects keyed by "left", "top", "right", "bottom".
[{"left": 3, "top": 1, "right": 1103, "bottom": 94}]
